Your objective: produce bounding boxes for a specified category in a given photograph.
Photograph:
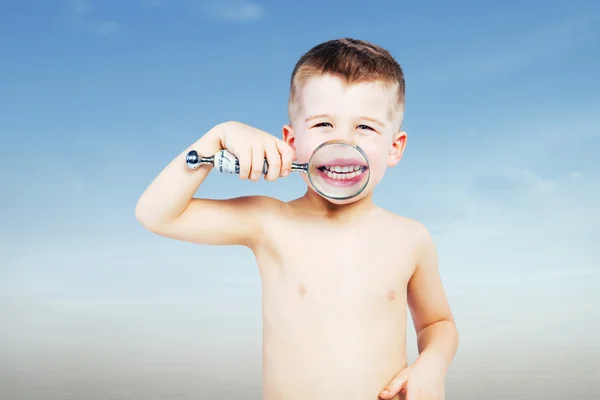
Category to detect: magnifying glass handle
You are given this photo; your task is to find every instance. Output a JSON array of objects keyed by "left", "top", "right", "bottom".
[{"left": 186, "top": 149, "right": 306, "bottom": 174}]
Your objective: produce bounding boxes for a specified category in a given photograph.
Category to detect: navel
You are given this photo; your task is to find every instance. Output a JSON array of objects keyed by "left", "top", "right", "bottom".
[
  {"left": 387, "top": 290, "right": 396, "bottom": 301},
  {"left": 298, "top": 284, "right": 307, "bottom": 297}
]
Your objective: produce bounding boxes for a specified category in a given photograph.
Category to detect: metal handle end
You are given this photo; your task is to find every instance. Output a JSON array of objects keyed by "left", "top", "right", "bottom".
[{"left": 186, "top": 150, "right": 200, "bottom": 169}]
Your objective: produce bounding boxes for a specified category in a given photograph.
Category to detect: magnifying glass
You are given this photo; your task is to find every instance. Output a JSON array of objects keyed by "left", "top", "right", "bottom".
[{"left": 185, "top": 140, "right": 370, "bottom": 200}]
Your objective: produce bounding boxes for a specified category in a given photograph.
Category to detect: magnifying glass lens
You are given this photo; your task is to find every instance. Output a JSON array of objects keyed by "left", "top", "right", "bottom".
[{"left": 307, "top": 141, "right": 370, "bottom": 200}]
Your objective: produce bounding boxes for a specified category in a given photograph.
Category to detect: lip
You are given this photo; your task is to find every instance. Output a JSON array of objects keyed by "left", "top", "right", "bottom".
[{"left": 318, "top": 158, "right": 368, "bottom": 168}]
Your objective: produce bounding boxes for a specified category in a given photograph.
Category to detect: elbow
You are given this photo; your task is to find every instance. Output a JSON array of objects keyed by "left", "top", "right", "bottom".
[
  {"left": 135, "top": 199, "right": 160, "bottom": 231},
  {"left": 135, "top": 199, "right": 178, "bottom": 236},
  {"left": 416, "top": 317, "right": 458, "bottom": 340},
  {"left": 444, "top": 318, "right": 459, "bottom": 348}
]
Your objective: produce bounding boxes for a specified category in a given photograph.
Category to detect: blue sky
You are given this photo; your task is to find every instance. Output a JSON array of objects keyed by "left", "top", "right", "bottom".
[{"left": 1, "top": 0, "right": 599, "bottom": 398}]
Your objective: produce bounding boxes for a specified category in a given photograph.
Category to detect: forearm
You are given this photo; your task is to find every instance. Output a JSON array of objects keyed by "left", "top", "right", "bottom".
[
  {"left": 416, "top": 319, "right": 458, "bottom": 373},
  {"left": 135, "top": 124, "right": 224, "bottom": 227}
]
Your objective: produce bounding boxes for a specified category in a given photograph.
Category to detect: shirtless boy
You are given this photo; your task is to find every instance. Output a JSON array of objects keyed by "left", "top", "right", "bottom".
[{"left": 135, "top": 38, "right": 458, "bottom": 400}]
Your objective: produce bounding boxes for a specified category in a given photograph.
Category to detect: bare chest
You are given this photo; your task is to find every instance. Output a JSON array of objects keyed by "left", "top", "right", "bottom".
[{"left": 257, "top": 220, "right": 416, "bottom": 310}]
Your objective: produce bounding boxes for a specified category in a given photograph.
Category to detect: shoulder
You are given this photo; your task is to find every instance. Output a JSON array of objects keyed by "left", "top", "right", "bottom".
[
  {"left": 377, "top": 208, "right": 430, "bottom": 236},
  {"left": 239, "top": 194, "right": 288, "bottom": 209},
  {"left": 235, "top": 195, "right": 292, "bottom": 218},
  {"left": 377, "top": 208, "right": 436, "bottom": 257}
]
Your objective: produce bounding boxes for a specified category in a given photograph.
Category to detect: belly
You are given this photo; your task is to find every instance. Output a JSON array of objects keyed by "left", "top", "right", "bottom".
[
  {"left": 260, "top": 269, "right": 408, "bottom": 400},
  {"left": 263, "top": 329, "right": 407, "bottom": 400}
]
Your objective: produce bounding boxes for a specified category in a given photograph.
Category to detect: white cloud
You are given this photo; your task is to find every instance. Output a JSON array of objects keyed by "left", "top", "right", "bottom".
[
  {"left": 534, "top": 267, "right": 599, "bottom": 281},
  {"left": 412, "top": 138, "right": 600, "bottom": 288},
  {"left": 210, "top": 271, "right": 261, "bottom": 285},
  {"left": 196, "top": 0, "right": 266, "bottom": 23},
  {"left": 469, "top": 168, "right": 557, "bottom": 209},
  {"left": 569, "top": 171, "right": 585, "bottom": 180},
  {"left": 71, "top": 0, "right": 91, "bottom": 15},
  {"left": 67, "top": 0, "right": 124, "bottom": 36},
  {"left": 89, "top": 20, "right": 122, "bottom": 36},
  {"left": 412, "top": 12, "right": 600, "bottom": 88},
  {"left": 452, "top": 267, "right": 600, "bottom": 288}
]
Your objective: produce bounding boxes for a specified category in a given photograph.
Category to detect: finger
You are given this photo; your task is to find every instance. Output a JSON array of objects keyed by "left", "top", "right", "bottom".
[
  {"left": 380, "top": 369, "right": 411, "bottom": 399},
  {"left": 264, "top": 140, "right": 281, "bottom": 181},
  {"left": 276, "top": 139, "right": 294, "bottom": 177},
  {"left": 249, "top": 145, "right": 265, "bottom": 182},
  {"left": 236, "top": 148, "right": 251, "bottom": 180}
]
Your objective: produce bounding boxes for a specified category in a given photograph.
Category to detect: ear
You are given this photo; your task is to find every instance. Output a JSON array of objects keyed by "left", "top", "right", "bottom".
[
  {"left": 282, "top": 124, "right": 296, "bottom": 150},
  {"left": 387, "top": 130, "right": 407, "bottom": 167}
]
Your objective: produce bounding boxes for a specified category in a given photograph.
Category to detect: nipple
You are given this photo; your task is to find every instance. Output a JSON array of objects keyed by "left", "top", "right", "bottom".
[{"left": 298, "top": 284, "right": 307, "bottom": 297}]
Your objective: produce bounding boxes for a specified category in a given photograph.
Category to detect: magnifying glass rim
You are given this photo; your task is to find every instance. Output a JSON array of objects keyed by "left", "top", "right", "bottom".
[{"left": 306, "top": 140, "right": 371, "bottom": 201}]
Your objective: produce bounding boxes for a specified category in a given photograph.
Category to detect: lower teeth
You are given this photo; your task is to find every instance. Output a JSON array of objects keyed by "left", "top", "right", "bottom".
[{"left": 323, "top": 168, "right": 364, "bottom": 180}]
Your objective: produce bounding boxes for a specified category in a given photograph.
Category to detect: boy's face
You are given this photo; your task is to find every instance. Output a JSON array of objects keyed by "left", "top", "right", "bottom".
[{"left": 283, "top": 73, "right": 407, "bottom": 204}]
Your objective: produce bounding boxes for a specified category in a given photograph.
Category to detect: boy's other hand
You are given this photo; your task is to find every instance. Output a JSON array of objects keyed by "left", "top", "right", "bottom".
[
  {"left": 379, "top": 356, "right": 446, "bottom": 400},
  {"left": 217, "top": 121, "right": 294, "bottom": 182}
]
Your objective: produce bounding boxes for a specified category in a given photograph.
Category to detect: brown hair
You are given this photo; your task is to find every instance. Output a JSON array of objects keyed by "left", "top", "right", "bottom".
[{"left": 288, "top": 38, "right": 405, "bottom": 120}]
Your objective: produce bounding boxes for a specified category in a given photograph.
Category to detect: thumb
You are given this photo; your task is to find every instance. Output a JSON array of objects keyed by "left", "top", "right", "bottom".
[{"left": 379, "top": 366, "right": 412, "bottom": 399}]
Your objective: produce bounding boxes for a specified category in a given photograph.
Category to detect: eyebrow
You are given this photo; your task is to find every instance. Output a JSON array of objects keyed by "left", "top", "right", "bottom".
[
  {"left": 359, "top": 116, "right": 385, "bottom": 127},
  {"left": 305, "top": 114, "right": 331, "bottom": 123},
  {"left": 305, "top": 114, "right": 385, "bottom": 127}
]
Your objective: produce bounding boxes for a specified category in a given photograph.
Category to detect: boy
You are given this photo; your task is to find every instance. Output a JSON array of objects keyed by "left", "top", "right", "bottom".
[{"left": 135, "top": 38, "right": 458, "bottom": 399}]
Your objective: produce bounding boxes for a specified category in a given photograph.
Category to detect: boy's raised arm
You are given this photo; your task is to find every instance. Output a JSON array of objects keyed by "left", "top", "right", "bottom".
[{"left": 135, "top": 121, "right": 293, "bottom": 248}]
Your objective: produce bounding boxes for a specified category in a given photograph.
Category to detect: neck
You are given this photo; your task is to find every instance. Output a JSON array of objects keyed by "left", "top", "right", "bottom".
[{"left": 293, "top": 187, "right": 377, "bottom": 219}]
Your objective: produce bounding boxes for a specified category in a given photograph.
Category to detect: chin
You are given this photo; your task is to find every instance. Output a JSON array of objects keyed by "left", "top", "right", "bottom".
[
  {"left": 315, "top": 187, "right": 374, "bottom": 205},
  {"left": 302, "top": 172, "right": 380, "bottom": 205},
  {"left": 325, "top": 197, "right": 366, "bottom": 205}
]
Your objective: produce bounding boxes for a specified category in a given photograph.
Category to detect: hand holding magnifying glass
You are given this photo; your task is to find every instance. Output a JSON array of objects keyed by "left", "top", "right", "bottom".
[{"left": 185, "top": 140, "right": 370, "bottom": 201}]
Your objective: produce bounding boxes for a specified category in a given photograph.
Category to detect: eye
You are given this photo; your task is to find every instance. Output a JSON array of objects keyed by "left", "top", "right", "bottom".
[
  {"left": 357, "top": 124, "right": 374, "bottom": 131},
  {"left": 313, "top": 122, "right": 332, "bottom": 128}
]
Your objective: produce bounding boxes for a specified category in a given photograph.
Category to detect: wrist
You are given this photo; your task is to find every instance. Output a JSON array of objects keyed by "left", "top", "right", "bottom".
[
  {"left": 195, "top": 123, "right": 227, "bottom": 155},
  {"left": 415, "top": 351, "right": 449, "bottom": 376}
]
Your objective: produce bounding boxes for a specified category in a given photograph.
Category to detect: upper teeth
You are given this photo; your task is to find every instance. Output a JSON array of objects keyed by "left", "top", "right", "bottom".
[
  {"left": 322, "top": 165, "right": 365, "bottom": 180},
  {"left": 325, "top": 165, "right": 362, "bottom": 172}
]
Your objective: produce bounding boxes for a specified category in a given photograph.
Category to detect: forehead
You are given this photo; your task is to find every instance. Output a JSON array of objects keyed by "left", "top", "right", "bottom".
[{"left": 296, "top": 74, "right": 398, "bottom": 122}]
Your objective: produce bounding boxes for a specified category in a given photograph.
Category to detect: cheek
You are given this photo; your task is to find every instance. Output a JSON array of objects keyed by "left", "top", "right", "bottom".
[
  {"left": 359, "top": 142, "right": 392, "bottom": 188},
  {"left": 292, "top": 135, "right": 319, "bottom": 163},
  {"left": 363, "top": 144, "right": 390, "bottom": 173}
]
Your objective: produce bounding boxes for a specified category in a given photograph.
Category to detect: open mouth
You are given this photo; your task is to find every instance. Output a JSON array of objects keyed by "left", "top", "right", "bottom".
[{"left": 316, "top": 158, "right": 368, "bottom": 186}]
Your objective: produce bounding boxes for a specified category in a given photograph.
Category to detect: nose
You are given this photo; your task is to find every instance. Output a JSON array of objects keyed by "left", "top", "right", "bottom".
[{"left": 326, "top": 125, "right": 359, "bottom": 144}]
